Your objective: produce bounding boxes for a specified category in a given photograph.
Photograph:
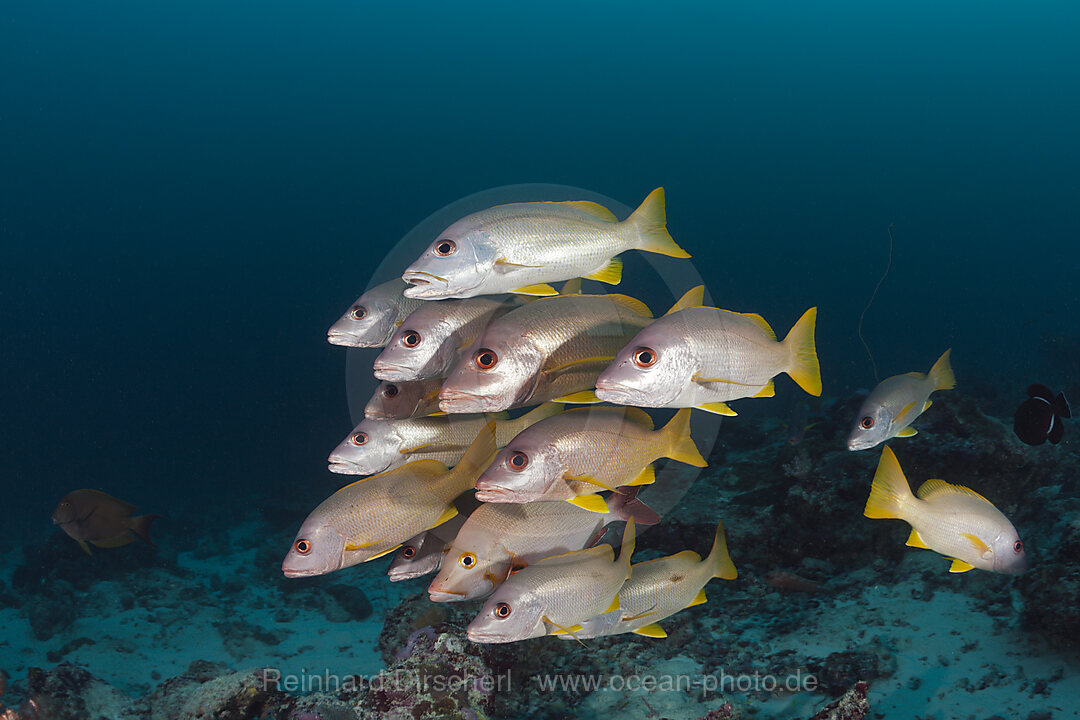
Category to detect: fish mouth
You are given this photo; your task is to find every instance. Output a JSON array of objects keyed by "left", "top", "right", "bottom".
[
  {"left": 474, "top": 486, "right": 511, "bottom": 502},
  {"left": 282, "top": 566, "right": 322, "bottom": 578},
  {"left": 439, "top": 388, "right": 500, "bottom": 413},
  {"left": 327, "top": 459, "right": 369, "bottom": 475},
  {"left": 402, "top": 271, "right": 452, "bottom": 298},
  {"left": 327, "top": 330, "right": 368, "bottom": 348},
  {"left": 594, "top": 380, "right": 644, "bottom": 406},
  {"left": 372, "top": 361, "right": 416, "bottom": 382},
  {"left": 428, "top": 588, "right": 468, "bottom": 603},
  {"left": 465, "top": 629, "right": 512, "bottom": 644}
]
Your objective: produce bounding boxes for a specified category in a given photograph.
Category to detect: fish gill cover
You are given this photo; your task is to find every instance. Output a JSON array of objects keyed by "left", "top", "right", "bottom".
[{"left": 0, "top": 2, "right": 1078, "bottom": 720}]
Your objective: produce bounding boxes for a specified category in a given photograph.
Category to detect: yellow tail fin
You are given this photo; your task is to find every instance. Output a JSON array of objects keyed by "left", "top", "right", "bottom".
[
  {"left": 620, "top": 517, "right": 637, "bottom": 578},
  {"left": 665, "top": 285, "right": 705, "bottom": 316},
  {"left": 927, "top": 348, "right": 956, "bottom": 392},
  {"left": 707, "top": 521, "right": 738, "bottom": 580},
  {"left": 627, "top": 188, "right": 690, "bottom": 258},
  {"left": 500, "top": 402, "right": 563, "bottom": 443},
  {"left": 863, "top": 446, "right": 914, "bottom": 520},
  {"left": 662, "top": 408, "right": 707, "bottom": 467},
  {"left": 451, "top": 422, "right": 498, "bottom": 489},
  {"left": 782, "top": 307, "right": 822, "bottom": 397}
]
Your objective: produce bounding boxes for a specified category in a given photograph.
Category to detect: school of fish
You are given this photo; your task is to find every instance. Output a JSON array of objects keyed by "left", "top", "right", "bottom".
[{"left": 277, "top": 186, "right": 1031, "bottom": 645}]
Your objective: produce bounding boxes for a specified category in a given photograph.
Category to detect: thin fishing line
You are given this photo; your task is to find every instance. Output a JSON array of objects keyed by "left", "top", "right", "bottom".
[{"left": 858, "top": 223, "right": 894, "bottom": 383}]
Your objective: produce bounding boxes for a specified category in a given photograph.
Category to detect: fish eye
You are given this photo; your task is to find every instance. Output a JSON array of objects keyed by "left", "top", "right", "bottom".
[
  {"left": 351, "top": 305, "right": 366, "bottom": 320},
  {"left": 474, "top": 349, "right": 499, "bottom": 371},
  {"left": 384, "top": 384, "right": 399, "bottom": 398},
  {"left": 494, "top": 602, "right": 512, "bottom": 619},
  {"left": 435, "top": 239, "right": 457, "bottom": 257},
  {"left": 508, "top": 451, "right": 529, "bottom": 471},
  {"left": 351, "top": 431, "right": 369, "bottom": 446},
  {"left": 860, "top": 417, "right": 875, "bottom": 429},
  {"left": 401, "top": 545, "right": 417, "bottom": 559},
  {"left": 459, "top": 552, "right": 477, "bottom": 569},
  {"left": 1014, "top": 540, "right": 1024, "bottom": 553},
  {"left": 294, "top": 539, "right": 311, "bottom": 555},
  {"left": 632, "top": 347, "right": 657, "bottom": 368},
  {"left": 402, "top": 330, "right": 422, "bottom": 348}
]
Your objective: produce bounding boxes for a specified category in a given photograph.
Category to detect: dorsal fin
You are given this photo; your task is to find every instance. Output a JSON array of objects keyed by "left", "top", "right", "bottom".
[
  {"left": 915, "top": 478, "right": 992, "bottom": 504},
  {"left": 606, "top": 293, "right": 653, "bottom": 318},
  {"left": 665, "top": 286, "right": 705, "bottom": 316},
  {"left": 544, "top": 200, "right": 618, "bottom": 222}
]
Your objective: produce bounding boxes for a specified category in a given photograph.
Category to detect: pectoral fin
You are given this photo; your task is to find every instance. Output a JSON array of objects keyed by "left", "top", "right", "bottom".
[
  {"left": 365, "top": 544, "right": 403, "bottom": 561},
  {"left": 567, "top": 494, "right": 609, "bottom": 514},
  {"left": 961, "top": 533, "right": 990, "bottom": 555},
  {"left": 895, "top": 427, "right": 918, "bottom": 438},
  {"left": 632, "top": 623, "right": 667, "bottom": 638},
  {"left": 948, "top": 558, "right": 975, "bottom": 573},
  {"left": 905, "top": 529, "right": 930, "bottom": 549},
  {"left": 565, "top": 474, "right": 618, "bottom": 492},
  {"left": 697, "top": 402, "right": 737, "bottom": 416},
  {"left": 686, "top": 588, "right": 708, "bottom": 608},
  {"left": 554, "top": 390, "right": 602, "bottom": 404},
  {"left": 511, "top": 284, "right": 559, "bottom": 296}
]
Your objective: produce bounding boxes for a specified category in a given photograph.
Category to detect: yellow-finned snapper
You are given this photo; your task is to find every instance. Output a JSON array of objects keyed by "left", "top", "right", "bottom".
[
  {"left": 328, "top": 278, "right": 425, "bottom": 348},
  {"left": 401, "top": 188, "right": 689, "bottom": 300},
  {"left": 439, "top": 292, "right": 654, "bottom": 413},
  {"left": 558, "top": 522, "right": 737, "bottom": 639},
  {"left": 466, "top": 518, "right": 637, "bottom": 643},
  {"left": 428, "top": 488, "right": 659, "bottom": 602},
  {"left": 595, "top": 286, "right": 821, "bottom": 415},
  {"left": 387, "top": 511, "right": 469, "bottom": 582},
  {"left": 474, "top": 407, "right": 706, "bottom": 511},
  {"left": 364, "top": 378, "right": 446, "bottom": 420},
  {"left": 863, "top": 446, "right": 1028, "bottom": 574},
  {"left": 374, "top": 296, "right": 520, "bottom": 382},
  {"left": 847, "top": 350, "right": 956, "bottom": 451},
  {"left": 281, "top": 423, "right": 497, "bottom": 578},
  {"left": 328, "top": 403, "right": 560, "bottom": 476}
]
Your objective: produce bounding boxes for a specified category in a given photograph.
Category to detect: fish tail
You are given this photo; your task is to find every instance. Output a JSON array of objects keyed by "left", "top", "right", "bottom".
[
  {"left": 454, "top": 421, "right": 499, "bottom": 484},
  {"left": 863, "top": 446, "right": 915, "bottom": 520},
  {"left": 927, "top": 349, "right": 956, "bottom": 392},
  {"left": 608, "top": 486, "right": 661, "bottom": 526},
  {"left": 627, "top": 188, "right": 690, "bottom": 258},
  {"left": 128, "top": 514, "right": 161, "bottom": 546},
  {"left": 619, "top": 517, "right": 636, "bottom": 577},
  {"left": 706, "top": 521, "right": 738, "bottom": 580},
  {"left": 504, "top": 402, "right": 563, "bottom": 440},
  {"left": 781, "top": 307, "right": 822, "bottom": 397},
  {"left": 662, "top": 408, "right": 708, "bottom": 467}
]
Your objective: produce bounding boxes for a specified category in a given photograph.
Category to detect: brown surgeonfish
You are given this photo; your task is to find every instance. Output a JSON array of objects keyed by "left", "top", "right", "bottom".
[{"left": 52, "top": 489, "right": 159, "bottom": 555}]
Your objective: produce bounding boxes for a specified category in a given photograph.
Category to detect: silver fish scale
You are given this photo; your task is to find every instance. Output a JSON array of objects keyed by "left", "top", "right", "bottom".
[
  {"left": 680, "top": 308, "right": 787, "bottom": 386},
  {"left": 909, "top": 493, "right": 1011, "bottom": 568},
  {"left": 474, "top": 204, "right": 629, "bottom": 270},
  {"left": 544, "top": 410, "right": 664, "bottom": 485},
  {"left": 459, "top": 501, "right": 609, "bottom": 558},
  {"left": 619, "top": 553, "right": 709, "bottom": 619},
  {"left": 515, "top": 295, "right": 652, "bottom": 369},
  {"left": 510, "top": 546, "right": 627, "bottom": 627},
  {"left": 318, "top": 465, "right": 469, "bottom": 556}
]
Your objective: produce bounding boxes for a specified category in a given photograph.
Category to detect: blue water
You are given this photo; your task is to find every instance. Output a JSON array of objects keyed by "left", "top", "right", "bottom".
[{"left": 1, "top": 1, "right": 1077, "bottom": 716}]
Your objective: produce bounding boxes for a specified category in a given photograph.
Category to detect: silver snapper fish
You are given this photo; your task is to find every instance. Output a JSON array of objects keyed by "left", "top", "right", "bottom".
[
  {"left": 863, "top": 446, "right": 1028, "bottom": 574},
  {"left": 596, "top": 287, "right": 821, "bottom": 415},
  {"left": 558, "top": 522, "right": 737, "bottom": 639},
  {"left": 465, "top": 518, "right": 636, "bottom": 643},
  {"left": 281, "top": 423, "right": 496, "bottom": 578},
  {"left": 328, "top": 278, "right": 425, "bottom": 348},
  {"left": 439, "top": 292, "right": 654, "bottom": 413},
  {"left": 364, "top": 378, "right": 446, "bottom": 420},
  {"left": 387, "top": 512, "right": 469, "bottom": 582},
  {"left": 374, "top": 296, "right": 519, "bottom": 381},
  {"left": 428, "top": 488, "right": 659, "bottom": 602},
  {"left": 401, "top": 188, "right": 689, "bottom": 300},
  {"left": 474, "top": 407, "right": 706, "bottom": 511},
  {"left": 328, "top": 403, "right": 560, "bottom": 476},
  {"left": 847, "top": 349, "right": 955, "bottom": 451}
]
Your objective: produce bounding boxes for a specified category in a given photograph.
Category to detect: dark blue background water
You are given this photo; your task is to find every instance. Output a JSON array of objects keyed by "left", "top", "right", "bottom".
[{"left": 3, "top": 2, "right": 1077, "bottom": 528}]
